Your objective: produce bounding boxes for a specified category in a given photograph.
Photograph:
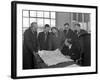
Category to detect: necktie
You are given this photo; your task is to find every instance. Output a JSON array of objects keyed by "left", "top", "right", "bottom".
[
  {"left": 45, "top": 32, "right": 47, "bottom": 41},
  {"left": 32, "top": 31, "right": 37, "bottom": 39},
  {"left": 64, "top": 30, "right": 68, "bottom": 37}
]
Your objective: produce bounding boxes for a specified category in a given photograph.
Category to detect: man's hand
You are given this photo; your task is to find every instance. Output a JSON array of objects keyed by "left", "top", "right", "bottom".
[
  {"left": 65, "top": 39, "right": 70, "bottom": 46},
  {"left": 33, "top": 51, "right": 38, "bottom": 56},
  {"left": 33, "top": 51, "right": 42, "bottom": 62}
]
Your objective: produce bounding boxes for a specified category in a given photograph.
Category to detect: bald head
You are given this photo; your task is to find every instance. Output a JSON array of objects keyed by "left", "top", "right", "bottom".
[{"left": 30, "top": 22, "right": 37, "bottom": 31}]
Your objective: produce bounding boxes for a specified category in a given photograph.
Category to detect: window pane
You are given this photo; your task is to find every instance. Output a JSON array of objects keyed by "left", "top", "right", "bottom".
[
  {"left": 30, "top": 11, "right": 36, "bottom": 17},
  {"left": 51, "top": 12, "right": 55, "bottom": 19},
  {"left": 37, "top": 18, "right": 44, "bottom": 27},
  {"left": 23, "top": 27, "right": 28, "bottom": 40},
  {"left": 44, "top": 11, "right": 50, "bottom": 18},
  {"left": 23, "top": 10, "right": 29, "bottom": 17},
  {"left": 23, "top": 27, "right": 28, "bottom": 34},
  {"left": 44, "top": 19, "right": 50, "bottom": 25},
  {"left": 37, "top": 11, "right": 43, "bottom": 17},
  {"left": 78, "top": 13, "right": 82, "bottom": 22},
  {"left": 51, "top": 20, "right": 56, "bottom": 27},
  {"left": 23, "top": 18, "right": 29, "bottom": 27},
  {"left": 37, "top": 27, "right": 44, "bottom": 33},
  {"left": 84, "top": 13, "right": 90, "bottom": 22},
  {"left": 73, "top": 13, "right": 77, "bottom": 21},
  {"left": 30, "top": 18, "right": 36, "bottom": 25},
  {"left": 79, "top": 22, "right": 87, "bottom": 31}
]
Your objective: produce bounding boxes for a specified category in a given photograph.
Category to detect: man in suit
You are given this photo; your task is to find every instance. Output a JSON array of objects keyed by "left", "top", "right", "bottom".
[
  {"left": 49, "top": 27, "right": 65, "bottom": 50},
  {"left": 63, "top": 23, "right": 79, "bottom": 45},
  {"left": 61, "top": 23, "right": 81, "bottom": 61},
  {"left": 74, "top": 23, "right": 91, "bottom": 66},
  {"left": 38, "top": 24, "right": 51, "bottom": 50},
  {"left": 23, "top": 22, "right": 38, "bottom": 69}
]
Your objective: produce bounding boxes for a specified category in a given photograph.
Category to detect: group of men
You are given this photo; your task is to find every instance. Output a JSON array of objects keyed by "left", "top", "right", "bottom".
[{"left": 23, "top": 22, "right": 91, "bottom": 69}]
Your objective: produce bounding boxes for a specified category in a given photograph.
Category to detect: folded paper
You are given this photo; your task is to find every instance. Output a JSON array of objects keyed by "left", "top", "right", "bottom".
[{"left": 38, "top": 49, "right": 73, "bottom": 66}]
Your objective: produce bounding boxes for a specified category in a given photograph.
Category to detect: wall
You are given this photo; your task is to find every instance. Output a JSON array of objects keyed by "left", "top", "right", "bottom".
[
  {"left": 56, "top": 12, "right": 71, "bottom": 29},
  {"left": 56, "top": 12, "right": 91, "bottom": 32}
]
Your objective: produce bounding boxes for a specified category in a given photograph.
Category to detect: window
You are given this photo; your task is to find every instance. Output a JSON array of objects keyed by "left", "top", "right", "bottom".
[
  {"left": 44, "top": 19, "right": 50, "bottom": 25},
  {"left": 72, "top": 13, "right": 90, "bottom": 23},
  {"left": 78, "top": 13, "right": 82, "bottom": 22},
  {"left": 44, "top": 11, "right": 50, "bottom": 18},
  {"left": 51, "top": 20, "right": 56, "bottom": 27},
  {"left": 51, "top": 12, "right": 56, "bottom": 19},
  {"left": 22, "top": 10, "right": 56, "bottom": 33},
  {"left": 37, "top": 18, "right": 44, "bottom": 27},
  {"left": 23, "top": 10, "right": 29, "bottom": 17},
  {"left": 30, "top": 11, "right": 36, "bottom": 17},
  {"left": 23, "top": 18, "right": 29, "bottom": 28},
  {"left": 84, "top": 13, "right": 90, "bottom": 22},
  {"left": 72, "top": 13, "right": 90, "bottom": 32},
  {"left": 37, "top": 11, "right": 43, "bottom": 17},
  {"left": 30, "top": 18, "right": 36, "bottom": 25},
  {"left": 73, "top": 13, "right": 77, "bottom": 21}
]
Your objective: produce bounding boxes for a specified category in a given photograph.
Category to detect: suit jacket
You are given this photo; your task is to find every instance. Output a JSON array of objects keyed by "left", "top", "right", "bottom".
[
  {"left": 82, "top": 34, "right": 91, "bottom": 66},
  {"left": 61, "top": 43, "right": 80, "bottom": 60},
  {"left": 38, "top": 32, "right": 51, "bottom": 50},
  {"left": 70, "top": 44, "right": 81, "bottom": 60},
  {"left": 64, "top": 29, "right": 79, "bottom": 44},
  {"left": 77, "top": 30, "right": 91, "bottom": 66},
  {"left": 23, "top": 28, "right": 38, "bottom": 69},
  {"left": 49, "top": 31, "right": 65, "bottom": 50},
  {"left": 77, "top": 29, "right": 88, "bottom": 53},
  {"left": 61, "top": 29, "right": 80, "bottom": 56}
]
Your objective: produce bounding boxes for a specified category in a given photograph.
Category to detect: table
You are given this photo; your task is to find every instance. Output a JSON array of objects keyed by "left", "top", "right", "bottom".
[{"left": 34, "top": 50, "right": 79, "bottom": 69}]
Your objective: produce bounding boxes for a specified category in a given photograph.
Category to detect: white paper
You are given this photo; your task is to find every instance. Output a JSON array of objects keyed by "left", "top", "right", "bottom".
[
  {"left": 66, "top": 64, "right": 79, "bottom": 67},
  {"left": 38, "top": 49, "right": 73, "bottom": 66}
]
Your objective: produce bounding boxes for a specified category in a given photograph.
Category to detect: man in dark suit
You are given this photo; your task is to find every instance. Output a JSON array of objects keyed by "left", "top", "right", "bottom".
[
  {"left": 74, "top": 23, "right": 91, "bottom": 66},
  {"left": 38, "top": 24, "right": 51, "bottom": 50},
  {"left": 62, "top": 39, "right": 80, "bottom": 61},
  {"left": 61, "top": 23, "right": 81, "bottom": 61},
  {"left": 23, "top": 22, "right": 38, "bottom": 69},
  {"left": 49, "top": 27, "right": 65, "bottom": 50}
]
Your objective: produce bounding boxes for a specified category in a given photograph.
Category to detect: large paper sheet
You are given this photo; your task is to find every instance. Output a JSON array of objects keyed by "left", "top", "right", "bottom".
[
  {"left": 38, "top": 49, "right": 73, "bottom": 66},
  {"left": 66, "top": 64, "right": 79, "bottom": 67}
]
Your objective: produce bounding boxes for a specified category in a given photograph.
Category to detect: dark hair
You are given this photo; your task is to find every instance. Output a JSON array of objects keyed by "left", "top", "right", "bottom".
[
  {"left": 30, "top": 22, "right": 37, "bottom": 27},
  {"left": 64, "top": 23, "right": 69, "bottom": 26},
  {"left": 44, "top": 24, "right": 50, "bottom": 28},
  {"left": 51, "top": 27, "right": 58, "bottom": 31},
  {"left": 75, "top": 23, "right": 81, "bottom": 27},
  {"left": 67, "top": 39, "right": 72, "bottom": 44}
]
